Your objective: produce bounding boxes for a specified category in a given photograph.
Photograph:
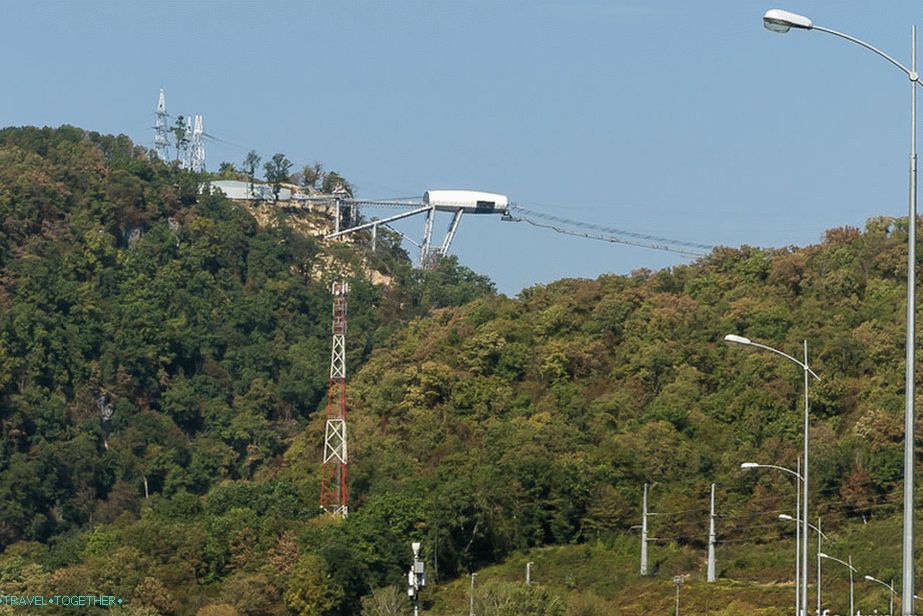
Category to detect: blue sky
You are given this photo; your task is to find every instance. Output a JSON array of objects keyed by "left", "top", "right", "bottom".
[{"left": 2, "top": 1, "right": 920, "bottom": 294}]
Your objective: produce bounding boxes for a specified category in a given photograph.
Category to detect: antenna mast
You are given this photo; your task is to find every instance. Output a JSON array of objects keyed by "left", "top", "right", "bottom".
[
  {"left": 153, "top": 89, "right": 171, "bottom": 161},
  {"left": 320, "top": 281, "right": 349, "bottom": 517},
  {"left": 191, "top": 114, "right": 206, "bottom": 172}
]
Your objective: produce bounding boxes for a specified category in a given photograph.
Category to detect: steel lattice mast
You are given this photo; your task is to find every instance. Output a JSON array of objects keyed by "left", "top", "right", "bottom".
[
  {"left": 320, "top": 281, "right": 349, "bottom": 517},
  {"left": 190, "top": 114, "right": 205, "bottom": 172},
  {"left": 153, "top": 89, "right": 171, "bottom": 162}
]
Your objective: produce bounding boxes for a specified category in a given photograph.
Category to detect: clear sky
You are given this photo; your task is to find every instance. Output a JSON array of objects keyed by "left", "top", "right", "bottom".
[{"left": 2, "top": 1, "right": 921, "bottom": 294}]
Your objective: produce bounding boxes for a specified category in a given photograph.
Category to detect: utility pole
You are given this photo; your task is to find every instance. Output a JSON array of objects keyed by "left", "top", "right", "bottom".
[
  {"left": 817, "top": 517, "right": 823, "bottom": 616},
  {"left": 848, "top": 555, "right": 854, "bottom": 616},
  {"left": 796, "top": 457, "right": 801, "bottom": 616},
  {"left": 707, "top": 482, "right": 717, "bottom": 582},
  {"left": 320, "top": 282, "right": 349, "bottom": 517},
  {"left": 641, "top": 483, "right": 649, "bottom": 576},
  {"left": 469, "top": 573, "right": 476, "bottom": 616}
]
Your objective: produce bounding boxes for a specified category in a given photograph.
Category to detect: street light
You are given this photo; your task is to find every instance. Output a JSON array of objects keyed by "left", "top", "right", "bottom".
[
  {"left": 778, "top": 514, "right": 828, "bottom": 539},
  {"left": 740, "top": 462, "right": 802, "bottom": 479},
  {"left": 673, "top": 576, "right": 683, "bottom": 616},
  {"left": 763, "top": 10, "right": 920, "bottom": 613},
  {"left": 818, "top": 553, "right": 855, "bottom": 616},
  {"left": 778, "top": 514, "right": 829, "bottom": 616},
  {"left": 762, "top": 9, "right": 812, "bottom": 33},
  {"left": 742, "top": 460, "right": 802, "bottom": 616},
  {"left": 727, "top": 334, "right": 819, "bottom": 616},
  {"left": 864, "top": 575, "right": 895, "bottom": 616},
  {"left": 469, "top": 572, "right": 476, "bottom": 616},
  {"left": 408, "top": 542, "right": 426, "bottom": 616}
]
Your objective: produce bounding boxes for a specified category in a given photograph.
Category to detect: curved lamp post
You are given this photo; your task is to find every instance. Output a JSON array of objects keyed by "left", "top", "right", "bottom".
[
  {"left": 726, "top": 334, "right": 819, "bottom": 616},
  {"left": 742, "top": 460, "right": 802, "bottom": 616},
  {"left": 763, "top": 10, "right": 920, "bottom": 613},
  {"left": 864, "top": 575, "right": 896, "bottom": 616},
  {"left": 819, "top": 553, "right": 855, "bottom": 616},
  {"left": 779, "top": 514, "right": 830, "bottom": 616},
  {"left": 778, "top": 514, "right": 828, "bottom": 540}
]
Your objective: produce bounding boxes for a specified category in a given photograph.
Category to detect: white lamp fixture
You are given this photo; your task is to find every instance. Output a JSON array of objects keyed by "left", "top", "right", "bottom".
[
  {"left": 763, "top": 9, "right": 813, "bottom": 33},
  {"left": 723, "top": 334, "right": 752, "bottom": 345}
]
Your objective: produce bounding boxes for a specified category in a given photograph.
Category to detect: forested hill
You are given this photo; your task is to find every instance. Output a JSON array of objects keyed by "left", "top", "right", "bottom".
[
  {"left": 344, "top": 219, "right": 917, "bottom": 611},
  {"left": 0, "top": 126, "right": 493, "bottom": 614},
  {"left": 0, "top": 125, "right": 915, "bottom": 616}
]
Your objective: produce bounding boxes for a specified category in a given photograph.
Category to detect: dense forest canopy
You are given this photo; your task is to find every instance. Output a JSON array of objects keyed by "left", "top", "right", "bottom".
[
  {"left": 0, "top": 126, "right": 919, "bottom": 615},
  {"left": 0, "top": 126, "right": 496, "bottom": 614}
]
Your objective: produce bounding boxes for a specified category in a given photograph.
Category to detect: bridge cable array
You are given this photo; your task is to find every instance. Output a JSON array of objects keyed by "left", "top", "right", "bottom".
[{"left": 506, "top": 204, "right": 716, "bottom": 258}]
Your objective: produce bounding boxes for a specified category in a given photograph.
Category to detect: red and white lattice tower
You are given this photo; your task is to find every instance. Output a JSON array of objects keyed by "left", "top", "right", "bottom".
[{"left": 320, "top": 281, "right": 349, "bottom": 517}]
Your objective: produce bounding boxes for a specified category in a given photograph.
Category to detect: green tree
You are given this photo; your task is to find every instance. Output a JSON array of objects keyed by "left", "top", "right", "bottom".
[
  {"left": 474, "top": 582, "right": 565, "bottom": 616},
  {"left": 171, "top": 116, "right": 189, "bottom": 163},
  {"left": 263, "top": 153, "right": 292, "bottom": 201},
  {"left": 217, "top": 162, "right": 238, "bottom": 179},
  {"left": 359, "top": 586, "right": 407, "bottom": 616},
  {"left": 302, "top": 163, "right": 323, "bottom": 190},
  {"left": 196, "top": 606, "right": 240, "bottom": 616},
  {"left": 243, "top": 150, "right": 262, "bottom": 201},
  {"left": 284, "top": 554, "right": 344, "bottom": 616},
  {"left": 132, "top": 576, "right": 178, "bottom": 615},
  {"left": 321, "top": 171, "right": 352, "bottom": 197}
]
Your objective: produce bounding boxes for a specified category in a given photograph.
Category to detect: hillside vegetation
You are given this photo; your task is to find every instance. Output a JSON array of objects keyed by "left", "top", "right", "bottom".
[
  {"left": 0, "top": 126, "right": 919, "bottom": 615},
  {"left": 342, "top": 217, "right": 919, "bottom": 614},
  {"left": 0, "top": 127, "right": 492, "bottom": 615}
]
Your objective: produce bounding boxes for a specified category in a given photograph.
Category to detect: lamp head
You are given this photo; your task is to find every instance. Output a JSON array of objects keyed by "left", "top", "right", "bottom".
[
  {"left": 724, "top": 334, "right": 752, "bottom": 345},
  {"left": 778, "top": 513, "right": 794, "bottom": 521},
  {"left": 740, "top": 462, "right": 759, "bottom": 469},
  {"left": 412, "top": 542, "right": 421, "bottom": 558},
  {"left": 763, "top": 9, "right": 813, "bottom": 33},
  {"left": 864, "top": 575, "right": 876, "bottom": 582},
  {"left": 818, "top": 552, "right": 829, "bottom": 559}
]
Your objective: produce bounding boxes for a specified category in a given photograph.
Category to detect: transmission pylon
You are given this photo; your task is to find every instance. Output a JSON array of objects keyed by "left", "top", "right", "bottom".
[
  {"left": 320, "top": 281, "right": 349, "bottom": 518},
  {"left": 191, "top": 114, "right": 205, "bottom": 172},
  {"left": 153, "top": 89, "right": 171, "bottom": 161}
]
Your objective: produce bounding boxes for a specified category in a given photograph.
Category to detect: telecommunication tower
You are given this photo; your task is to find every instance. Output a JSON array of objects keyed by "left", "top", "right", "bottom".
[
  {"left": 190, "top": 114, "right": 206, "bottom": 172},
  {"left": 153, "top": 89, "right": 171, "bottom": 161},
  {"left": 320, "top": 281, "right": 349, "bottom": 517}
]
